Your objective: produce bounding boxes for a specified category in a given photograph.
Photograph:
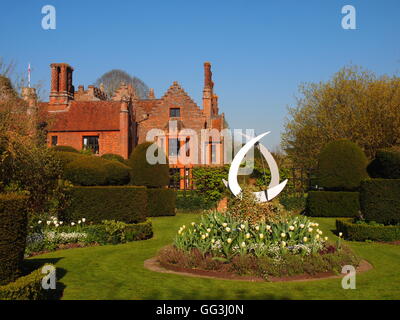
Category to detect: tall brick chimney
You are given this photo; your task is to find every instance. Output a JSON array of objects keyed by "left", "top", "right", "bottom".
[
  {"left": 202, "top": 62, "right": 214, "bottom": 119},
  {"left": 119, "top": 96, "right": 130, "bottom": 159},
  {"left": 49, "top": 63, "right": 74, "bottom": 109}
]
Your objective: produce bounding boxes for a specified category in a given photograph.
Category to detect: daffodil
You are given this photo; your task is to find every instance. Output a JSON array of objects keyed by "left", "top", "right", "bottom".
[
  {"left": 201, "top": 234, "right": 206, "bottom": 240},
  {"left": 240, "top": 224, "right": 245, "bottom": 229},
  {"left": 281, "top": 241, "right": 286, "bottom": 247},
  {"left": 339, "top": 232, "right": 343, "bottom": 237},
  {"left": 303, "top": 237, "right": 308, "bottom": 242},
  {"left": 241, "top": 242, "right": 246, "bottom": 248},
  {"left": 289, "top": 226, "right": 295, "bottom": 231},
  {"left": 300, "top": 224, "right": 305, "bottom": 228},
  {"left": 227, "top": 238, "right": 232, "bottom": 244},
  {"left": 255, "top": 226, "right": 260, "bottom": 231},
  {"left": 207, "top": 228, "right": 211, "bottom": 233},
  {"left": 259, "top": 234, "right": 264, "bottom": 239},
  {"left": 281, "top": 232, "right": 286, "bottom": 238},
  {"left": 225, "top": 227, "right": 231, "bottom": 232},
  {"left": 245, "top": 233, "right": 251, "bottom": 239},
  {"left": 324, "top": 237, "right": 328, "bottom": 241},
  {"left": 222, "top": 223, "right": 228, "bottom": 227},
  {"left": 308, "top": 228, "right": 313, "bottom": 232}
]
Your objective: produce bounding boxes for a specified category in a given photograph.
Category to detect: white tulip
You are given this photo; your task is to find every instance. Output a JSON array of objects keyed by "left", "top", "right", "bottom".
[
  {"left": 82, "top": 218, "right": 86, "bottom": 223},
  {"left": 246, "top": 233, "right": 251, "bottom": 239},
  {"left": 303, "top": 237, "right": 308, "bottom": 242},
  {"left": 281, "top": 233, "right": 286, "bottom": 238},
  {"left": 289, "top": 226, "right": 295, "bottom": 231},
  {"left": 227, "top": 238, "right": 232, "bottom": 244},
  {"left": 259, "top": 234, "right": 264, "bottom": 239},
  {"left": 38, "top": 220, "right": 42, "bottom": 224},
  {"left": 222, "top": 223, "right": 228, "bottom": 227}
]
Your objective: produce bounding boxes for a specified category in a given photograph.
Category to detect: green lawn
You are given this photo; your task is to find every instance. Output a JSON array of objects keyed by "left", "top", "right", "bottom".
[{"left": 30, "top": 214, "right": 400, "bottom": 300}]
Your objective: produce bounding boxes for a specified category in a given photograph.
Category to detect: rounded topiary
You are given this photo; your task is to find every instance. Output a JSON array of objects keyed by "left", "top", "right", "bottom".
[
  {"left": 104, "top": 161, "right": 130, "bottom": 185},
  {"left": 127, "top": 142, "right": 169, "bottom": 188},
  {"left": 64, "top": 157, "right": 108, "bottom": 186},
  {"left": 53, "top": 151, "right": 87, "bottom": 170},
  {"left": 101, "top": 153, "right": 127, "bottom": 164},
  {"left": 317, "top": 139, "right": 368, "bottom": 191},
  {"left": 367, "top": 146, "right": 400, "bottom": 179},
  {"left": 51, "top": 145, "right": 79, "bottom": 153}
]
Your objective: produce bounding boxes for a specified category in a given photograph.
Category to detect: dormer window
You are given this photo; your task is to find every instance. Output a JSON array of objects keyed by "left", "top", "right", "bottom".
[{"left": 169, "top": 108, "right": 180, "bottom": 118}]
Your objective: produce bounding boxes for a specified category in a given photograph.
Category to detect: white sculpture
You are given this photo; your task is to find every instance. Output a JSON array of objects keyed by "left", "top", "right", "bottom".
[{"left": 223, "top": 131, "right": 288, "bottom": 202}]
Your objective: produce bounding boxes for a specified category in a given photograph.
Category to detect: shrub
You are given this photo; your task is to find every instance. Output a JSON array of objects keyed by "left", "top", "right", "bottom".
[
  {"left": 51, "top": 145, "right": 79, "bottom": 153},
  {"left": 146, "top": 189, "right": 176, "bottom": 216},
  {"left": 367, "top": 147, "right": 400, "bottom": 179},
  {"left": 336, "top": 218, "right": 400, "bottom": 242},
  {"left": 64, "top": 157, "right": 108, "bottom": 186},
  {"left": 306, "top": 191, "right": 360, "bottom": 217},
  {"left": 128, "top": 142, "right": 169, "bottom": 187},
  {"left": 104, "top": 161, "right": 130, "bottom": 185},
  {"left": 101, "top": 153, "right": 127, "bottom": 164},
  {"left": 53, "top": 151, "right": 87, "bottom": 169},
  {"left": 176, "top": 191, "right": 216, "bottom": 211},
  {"left": 228, "top": 188, "right": 289, "bottom": 225},
  {"left": 360, "top": 179, "right": 400, "bottom": 225},
  {"left": 317, "top": 139, "right": 368, "bottom": 191},
  {"left": 62, "top": 186, "right": 147, "bottom": 224},
  {"left": 191, "top": 166, "right": 229, "bottom": 202},
  {"left": 0, "top": 265, "right": 51, "bottom": 300},
  {"left": 0, "top": 194, "right": 28, "bottom": 285}
]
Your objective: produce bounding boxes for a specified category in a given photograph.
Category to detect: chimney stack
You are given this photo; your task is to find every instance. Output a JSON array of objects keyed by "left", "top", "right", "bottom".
[
  {"left": 49, "top": 63, "right": 74, "bottom": 108},
  {"left": 203, "top": 62, "right": 214, "bottom": 119}
]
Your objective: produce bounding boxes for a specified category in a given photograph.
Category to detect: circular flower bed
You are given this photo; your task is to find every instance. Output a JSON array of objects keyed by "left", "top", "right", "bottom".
[{"left": 159, "top": 211, "right": 360, "bottom": 280}]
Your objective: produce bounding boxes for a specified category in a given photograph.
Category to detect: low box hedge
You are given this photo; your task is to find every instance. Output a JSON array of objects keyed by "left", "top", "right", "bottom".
[
  {"left": 0, "top": 265, "right": 51, "bottom": 300},
  {"left": 336, "top": 218, "right": 400, "bottom": 242},
  {"left": 84, "top": 219, "right": 153, "bottom": 244},
  {"left": 360, "top": 179, "right": 400, "bottom": 225},
  {"left": 146, "top": 189, "right": 176, "bottom": 217},
  {"left": 176, "top": 191, "right": 216, "bottom": 211},
  {"left": 62, "top": 186, "right": 147, "bottom": 224},
  {"left": 306, "top": 191, "right": 360, "bottom": 217},
  {"left": 0, "top": 194, "right": 28, "bottom": 285}
]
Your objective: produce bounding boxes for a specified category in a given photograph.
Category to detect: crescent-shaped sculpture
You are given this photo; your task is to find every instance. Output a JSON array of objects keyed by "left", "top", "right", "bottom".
[{"left": 223, "top": 131, "right": 288, "bottom": 202}]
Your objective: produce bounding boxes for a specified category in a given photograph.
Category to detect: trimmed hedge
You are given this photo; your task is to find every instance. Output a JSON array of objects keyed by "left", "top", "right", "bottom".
[
  {"left": 54, "top": 151, "right": 87, "bottom": 169},
  {"left": 367, "top": 147, "right": 400, "bottom": 179},
  {"left": 317, "top": 139, "right": 368, "bottom": 191},
  {"left": 101, "top": 153, "right": 127, "bottom": 164},
  {"left": 85, "top": 219, "right": 153, "bottom": 244},
  {"left": 64, "top": 157, "right": 108, "bottom": 186},
  {"left": 62, "top": 186, "right": 147, "bottom": 224},
  {"left": 306, "top": 191, "right": 360, "bottom": 217},
  {"left": 0, "top": 194, "right": 28, "bottom": 285},
  {"left": 64, "top": 156, "right": 130, "bottom": 186},
  {"left": 51, "top": 145, "right": 79, "bottom": 153},
  {"left": 103, "top": 161, "right": 130, "bottom": 185},
  {"left": 146, "top": 189, "right": 176, "bottom": 216},
  {"left": 176, "top": 191, "right": 216, "bottom": 211},
  {"left": 336, "top": 218, "right": 400, "bottom": 242},
  {"left": 360, "top": 179, "right": 400, "bottom": 225},
  {"left": 0, "top": 265, "right": 50, "bottom": 300},
  {"left": 128, "top": 142, "right": 169, "bottom": 188}
]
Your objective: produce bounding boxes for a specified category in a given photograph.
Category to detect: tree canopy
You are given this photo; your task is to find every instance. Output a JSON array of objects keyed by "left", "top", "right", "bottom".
[
  {"left": 95, "top": 69, "right": 149, "bottom": 99},
  {"left": 282, "top": 66, "right": 400, "bottom": 169}
]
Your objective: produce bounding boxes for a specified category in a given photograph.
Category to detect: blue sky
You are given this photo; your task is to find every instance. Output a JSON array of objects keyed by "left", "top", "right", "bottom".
[{"left": 1, "top": 0, "right": 399, "bottom": 148}]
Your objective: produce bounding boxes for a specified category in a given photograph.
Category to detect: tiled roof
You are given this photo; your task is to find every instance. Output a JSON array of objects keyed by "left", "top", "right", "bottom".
[{"left": 43, "top": 101, "right": 122, "bottom": 132}]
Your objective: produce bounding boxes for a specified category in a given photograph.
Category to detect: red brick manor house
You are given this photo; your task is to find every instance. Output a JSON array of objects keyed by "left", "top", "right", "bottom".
[{"left": 37, "top": 62, "right": 226, "bottom": 188}]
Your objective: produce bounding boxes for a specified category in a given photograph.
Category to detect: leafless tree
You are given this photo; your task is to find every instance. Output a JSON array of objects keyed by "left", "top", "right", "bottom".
[{"left": 95, "top": 69, "right": 149, "bottom": 99}]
